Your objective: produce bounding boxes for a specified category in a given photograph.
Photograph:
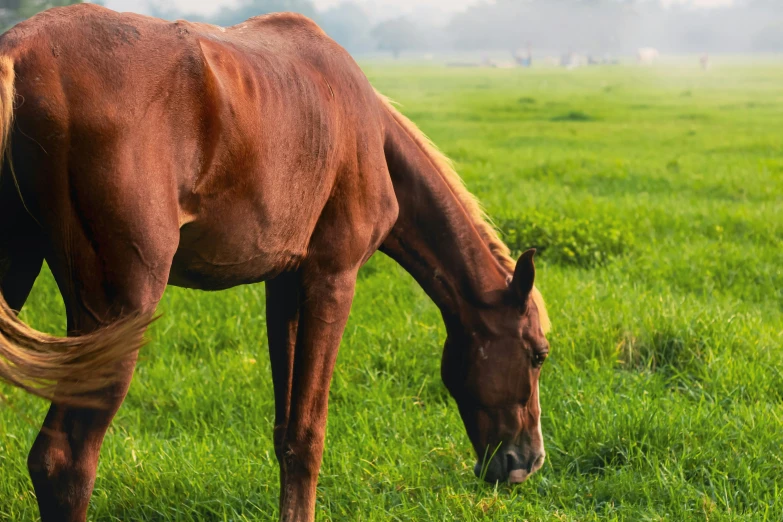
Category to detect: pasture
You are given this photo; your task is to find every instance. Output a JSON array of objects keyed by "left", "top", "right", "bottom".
[{"left": 2, "top": 60, "right": 782, "bottom": 521}]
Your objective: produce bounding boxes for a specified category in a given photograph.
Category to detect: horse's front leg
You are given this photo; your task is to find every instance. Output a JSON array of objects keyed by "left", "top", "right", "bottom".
[{"left": 273, "top": 268, "right": 357, "bottom": 522}]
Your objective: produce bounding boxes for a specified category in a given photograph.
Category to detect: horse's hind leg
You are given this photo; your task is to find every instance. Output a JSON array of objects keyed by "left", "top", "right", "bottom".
[
  {"left": 0, "top": 187, "right": 45, "bottom": 311},
  {"left": 27, "top": 232, "right": 176, "bottom": 521},
  {"left": 0, "top": 232, "right": 44, "bottom": 312},
  {"left": 23, "top": 166, "right": 179, "bottom": 521}
]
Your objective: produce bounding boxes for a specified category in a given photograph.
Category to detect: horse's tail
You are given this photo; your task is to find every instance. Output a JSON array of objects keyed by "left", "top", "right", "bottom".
[
  {"left": 0, "top": 56, "right": 14, "bottom": 172},
  {"left": 0, "top": 56, "right": 153, "bottom": 408}
]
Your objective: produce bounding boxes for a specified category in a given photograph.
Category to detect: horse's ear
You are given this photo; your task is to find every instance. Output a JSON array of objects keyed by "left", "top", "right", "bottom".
[{"left": 510, "top": 249, "right": 536, "bottom": 306}]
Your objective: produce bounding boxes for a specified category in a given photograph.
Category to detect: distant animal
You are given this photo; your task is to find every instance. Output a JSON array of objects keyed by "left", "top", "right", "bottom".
[
  {"left": 700, "top": 53, "right": 710, "bottom": 71},
  {"left": 514, "top": 53, "right": 532, "bottom": 68},
  {"left": 513, "top": 45, "right": 533, "bottom": 68},
  {"left": 637, "top": 47, "right": 660, "bottom": 65},
  {"left": 481, "top": 53, "right": 498, "bottom": 68},
  {"left": 561, "top": 52, "right": 587, "bottom": 69},
  {"left": 0, "top": 5, "right": 551, "bottom": 522}
]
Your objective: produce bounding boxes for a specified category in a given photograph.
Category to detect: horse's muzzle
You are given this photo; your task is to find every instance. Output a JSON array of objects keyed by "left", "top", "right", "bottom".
[{"left": 474, "top": 448, "right": 545, "bottom": 484}]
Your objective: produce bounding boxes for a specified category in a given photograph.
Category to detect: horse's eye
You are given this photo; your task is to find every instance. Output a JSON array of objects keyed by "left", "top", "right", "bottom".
[{"left": 532, "top": 350, "right": 549, "bottom": 368}]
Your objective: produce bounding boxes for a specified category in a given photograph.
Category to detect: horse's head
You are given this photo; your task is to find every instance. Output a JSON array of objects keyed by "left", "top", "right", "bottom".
[{"left": 441, "top": 249, "right": 550, "bottom": 484}]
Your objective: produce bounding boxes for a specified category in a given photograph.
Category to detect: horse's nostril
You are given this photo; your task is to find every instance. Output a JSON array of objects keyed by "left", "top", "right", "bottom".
[
  {"left": 530, "top": 453, "right": 545, "bottom": 472},
  {"left": 506, "top": 453, "right": 515, "bottom": 473},
  {"left": 505, "top": 451, "right": 523, "bottom": 473}
]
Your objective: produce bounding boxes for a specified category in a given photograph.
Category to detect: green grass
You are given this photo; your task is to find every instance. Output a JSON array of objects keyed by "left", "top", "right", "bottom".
[{"left": 2, "top": 60, "right": 783, "bottom": 520}]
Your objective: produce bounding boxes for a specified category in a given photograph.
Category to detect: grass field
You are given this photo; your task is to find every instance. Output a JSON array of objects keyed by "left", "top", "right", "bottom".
[{"left": 2, "top": 60, "right": 783, "bottom": 521}]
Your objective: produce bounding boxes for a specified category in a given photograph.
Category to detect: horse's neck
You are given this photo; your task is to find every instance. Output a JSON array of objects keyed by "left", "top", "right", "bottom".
[{"left": 380, "top": 120, "right": 509, "bottom": 324}]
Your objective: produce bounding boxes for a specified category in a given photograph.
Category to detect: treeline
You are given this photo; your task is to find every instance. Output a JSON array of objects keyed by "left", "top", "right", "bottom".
[
  {"left": 447, "top": 0, "right": 783, "bottom": 54},
  {"left": 154, "top": 0, "right": 783, "bottom": 56},
  {"left": 148, "top": 0, "right": 408, "bottom": 56},
  {"left": 0, "top": 0, "right": 84, "bottom": 29},
  {"left": 3, "top": 0, "right": 783, "bottom": 56}
]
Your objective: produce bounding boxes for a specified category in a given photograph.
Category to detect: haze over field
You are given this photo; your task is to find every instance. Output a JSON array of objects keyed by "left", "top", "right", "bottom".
[
  {"left": 105, "top": 0, "right": 734, "bottom": 17},
  {"left": 4, "top": 1, "right": 783, "bottom": 56},
  {"left": 106, "top": 0, "right": 476, "bottom": 17},
  {"left": 97, "top": 0, "right": 783, "bottom": 56}
]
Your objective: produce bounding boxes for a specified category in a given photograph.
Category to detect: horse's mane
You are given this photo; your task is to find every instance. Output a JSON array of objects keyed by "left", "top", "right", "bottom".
[{"left": 377, "top": 93, "right": 551, "bottom": 333}]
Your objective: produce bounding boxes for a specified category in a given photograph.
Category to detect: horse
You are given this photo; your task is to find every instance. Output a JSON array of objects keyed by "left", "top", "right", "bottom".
[
  {"left": 637, "top": 47, "right": 660, "bottom": 65},
  {"left": 0, "top": 5, "right": 551, "bottom": 521},
  {"left": 700, "top": 53, "right": 710, "bottom": 71}
]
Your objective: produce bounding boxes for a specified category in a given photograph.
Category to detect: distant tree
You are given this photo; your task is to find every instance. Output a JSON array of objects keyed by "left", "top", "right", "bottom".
[
  {"left": 151, "top": 0, "right": 317, "bottom": 27},
  {"left": 444, "top": 0, "right": 783, "bottom": 54},
  {"left": 448, "top": 0, "right": 632, "bottom": 52},
  {"left": 752, "top": 23, "right": 783, "bottom": 51},
  {"left": 371, "top": 16, "right": 420, "bottom": 58},
  {"left": 203, "top": 0, "right": 316, "bottom": 27},
  {"left": 17, "top": 0, "right": 85, "bottom": 17},
  {"left": 319, "top": 2, "right": 372, "bottom": 54},
  {"left": 2, "top": 0, "right": 86, "bottom": 30},
  {"left": 746, "top": 0, "right": 783, "bottom": 9},
  {"left": 147, "top": 0, "right": 178, "bottom": 20}
]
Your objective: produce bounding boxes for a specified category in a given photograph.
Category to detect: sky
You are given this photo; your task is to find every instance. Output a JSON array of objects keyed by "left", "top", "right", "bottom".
[
  {"left": 104, "top": 0, "right": 474, "bottom": 16},
  {"left": 104, "top": 0, "right": 735, "bottom": 17}
]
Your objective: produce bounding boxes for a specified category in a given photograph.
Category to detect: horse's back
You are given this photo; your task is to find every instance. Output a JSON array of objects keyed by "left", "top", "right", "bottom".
[
  {"left": 0, "top": 5, "right": 211, "bottom": 214},
  {"left": 0, "top": 5, "right": 395, "bottom": 290}
]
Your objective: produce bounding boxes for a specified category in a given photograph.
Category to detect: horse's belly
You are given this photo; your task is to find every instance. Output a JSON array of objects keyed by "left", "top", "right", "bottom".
[{"left": 168, "top": 217, "right": 308, "bottom": 291}]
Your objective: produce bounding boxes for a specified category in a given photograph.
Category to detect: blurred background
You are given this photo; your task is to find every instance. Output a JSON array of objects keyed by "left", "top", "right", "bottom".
[{"left": 2, "top": 0, "right": 783, "bottom": 61}]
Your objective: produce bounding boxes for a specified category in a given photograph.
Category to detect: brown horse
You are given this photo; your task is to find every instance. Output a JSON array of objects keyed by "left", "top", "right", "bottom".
[{"left": 0, "top": 5, "right": 551, "bottom": 521}]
